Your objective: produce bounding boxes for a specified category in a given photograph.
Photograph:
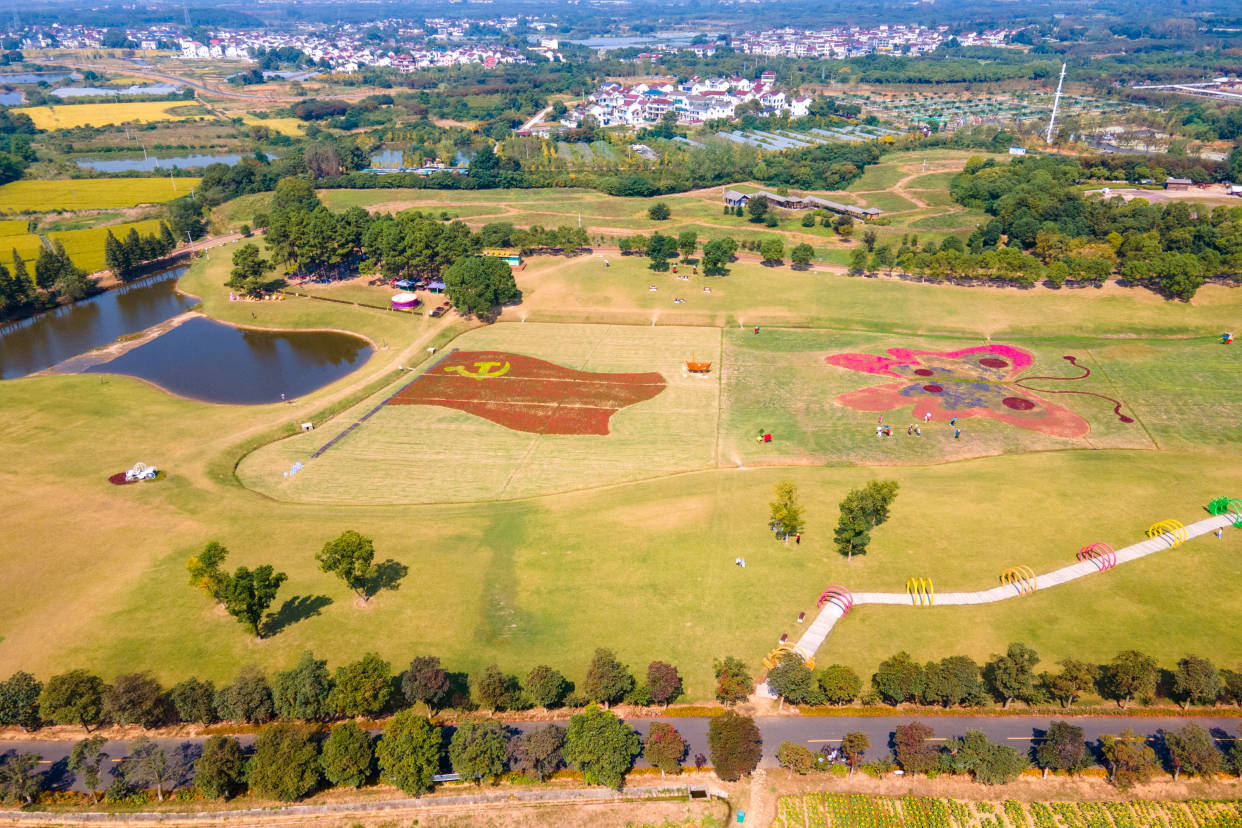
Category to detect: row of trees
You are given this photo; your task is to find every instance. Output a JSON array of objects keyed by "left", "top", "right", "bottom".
[
  {"left": 0, "top": 646, "right": 691, "bottom": 733},
  {"left": 617, "top": 231, "right": 815, "bottom": 273},
  {"left": 0, "top": 708, "right": 766, "bottom": 805},
  {"left": 0, "top": 240, "right": 94, "bottom": 321},
  {"left": 761, "top": 645, "right": 1239, "bottom": 711},
  {"left": 103, "top": 222, "right": 178, "bottom": 281}
]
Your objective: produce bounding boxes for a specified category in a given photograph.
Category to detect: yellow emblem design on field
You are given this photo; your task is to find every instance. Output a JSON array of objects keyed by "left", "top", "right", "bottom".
[{"left": 444, "top": 361, "right": 511, "bottom": 380}]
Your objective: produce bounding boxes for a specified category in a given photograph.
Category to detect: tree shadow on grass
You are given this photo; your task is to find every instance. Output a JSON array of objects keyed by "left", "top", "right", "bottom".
[
  {"left": 363, "top": 559, "right": 409, "bottom": 600},
  {"left": 264, "top": 594, "right": 333, "bottom": 637}
]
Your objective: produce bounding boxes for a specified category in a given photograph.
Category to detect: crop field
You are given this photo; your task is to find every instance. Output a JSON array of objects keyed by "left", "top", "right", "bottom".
[
  {"left": 238, "top": 322, "right": 722, "bottom": 504},
  {"left": 775, "top": 793, "right": 1242, "bottom": 828},
  {"left": 50, "top": 218, "right": 166, "bottom": 272},
  {"left": 0, "top": 177, "right": 200, "bottom": 213},
  {"left": 239, "top": 113, "right": 305, "bottom": 136},
  {"left": 15, "top": 101, "right": 210, "bottom": 130}
]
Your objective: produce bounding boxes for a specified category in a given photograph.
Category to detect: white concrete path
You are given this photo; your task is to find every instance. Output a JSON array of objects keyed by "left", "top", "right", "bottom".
[{"left": 791, "top": 514, "right": 1236, "bottom": 662}]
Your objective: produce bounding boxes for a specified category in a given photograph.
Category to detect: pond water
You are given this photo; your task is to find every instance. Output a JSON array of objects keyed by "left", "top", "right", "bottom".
[
  {"left": 0, "top": 92, "right": 23, "bottom": 105},
  {"left": 51, "top": 84, "right": 181, "bottom": 98},
  {"left": 0, "top": 267, "right": 195, "bottom": 380},
  {"left": 0, "top": 71, "right": 74, "bottom": 84},
  {"left": 86, "top": 317, "right": 372, "bottom": 404},
  {"left": 75, "top": 153, "right": 250, "bottom": 172}
]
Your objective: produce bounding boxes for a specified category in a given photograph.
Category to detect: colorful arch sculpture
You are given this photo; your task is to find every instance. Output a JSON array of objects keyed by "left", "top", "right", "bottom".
[
  {"left": 1077, "top": 542, "right": 1117, "bottom": 571},
  {"left": 817, "top": 585, "right": 855, "bottom": 614},
  {"left": 906, "top": 577, "right": 934, "bottom": 606},
  {"left": 763, "top": 643, "right": 814, "bottom": 672},
  {"left": 1146, "top": 519, "right": 1188, "bottom": 547},
  {"left": 1207, "top": 497, "right": 1242, "bottom": 528},
  {"left": 1000, "top": 565, "right": 1038, "bottom": 595}
]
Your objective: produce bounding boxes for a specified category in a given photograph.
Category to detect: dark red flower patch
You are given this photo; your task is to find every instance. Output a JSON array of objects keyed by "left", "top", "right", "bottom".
[{"left": 389, "top": 350, "right": 667, "bottom": 435}]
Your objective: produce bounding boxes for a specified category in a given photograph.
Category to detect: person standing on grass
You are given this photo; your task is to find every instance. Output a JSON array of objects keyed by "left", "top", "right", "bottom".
[{"left": 955, "top": 428, "right": 961, "bottom": 439}]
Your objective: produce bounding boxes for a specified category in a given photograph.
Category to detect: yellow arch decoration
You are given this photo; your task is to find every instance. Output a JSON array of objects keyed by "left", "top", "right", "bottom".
[
  {"left": 906, "top": 576, "right": 934, "bottom": 606},
  {"left": 1000, "top": 565, "right": 1038, "bottom": 595},
  {"left": 763, "top": 643, "right": 814, "bottom": 672},
  {"left": 1146, "top": 519, "right": 1188, "bottom": 547}
]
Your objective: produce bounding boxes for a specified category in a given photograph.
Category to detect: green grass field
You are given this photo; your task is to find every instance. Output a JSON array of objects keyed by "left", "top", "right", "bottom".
[
  {"left": 0, "top": 178, "right": 200, "bottom": 213},
  {"left": 4, "top": 154, "right": 1242, "bottom": 702}
]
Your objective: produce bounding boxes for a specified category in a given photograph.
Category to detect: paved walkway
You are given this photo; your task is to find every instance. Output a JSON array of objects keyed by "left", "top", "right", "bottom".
[{"left": 792, "top": 514, "right": 1235, "bottom": 662}]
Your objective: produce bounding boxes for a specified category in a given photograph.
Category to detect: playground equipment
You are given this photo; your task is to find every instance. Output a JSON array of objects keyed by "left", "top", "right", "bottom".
[
  {"left": 1000, "top": 565, "right": 1038, "bottom": 595},
  {"left": 906, "top": 577, "right": 934, "bottom": 606},
  {"left": 763, "top": 643, "right": 813, "bottom": 671},
  {"left": 1146, "top": 519, "right": 1188, "bottom": 547},
  {"left": 1224, "top": 332, "right": 1234, "bottom": 345},
  {"left": 684, "top": 353, "right": 712, "bottom": 374},
  {"left": 1076, "top": 542, "right": 1117, "bottom": 570},
  {"left": 1208, "top": 497, "right": 1242, "bottom": 528},
  {"left": 817, "top": 585, "right": 854, "bottom": 613},
  {"left": 123, "top": 462, "right": 158, "bottom": 482}
]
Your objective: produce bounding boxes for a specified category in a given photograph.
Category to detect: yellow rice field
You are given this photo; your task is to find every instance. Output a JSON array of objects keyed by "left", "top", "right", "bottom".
[
  {"left": 0, "top": 178, "right": 199, "bottom": 213},
  {"left": 50, "top": 219, "right": 166, "bottom": 273},
  {"left": 15, "top": 101, "right": 209, "bottom": 130}
]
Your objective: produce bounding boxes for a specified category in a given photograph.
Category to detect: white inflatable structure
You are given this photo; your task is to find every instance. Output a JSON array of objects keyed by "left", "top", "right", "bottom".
[{"left": 124, "top": 462, "right": 159, "bottom": 482}]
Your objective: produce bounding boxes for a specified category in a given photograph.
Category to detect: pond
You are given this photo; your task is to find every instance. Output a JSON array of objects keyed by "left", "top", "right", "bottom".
[
  {"left": 74, "top": 153, "right": 255, "bottom": 173},
  {"left": 0, "top": 267, "right": 195, "bottom": 380},
  {"left": 86, "top": 317, "right": 372, "bottom": 404},
  {"left": 51, "top": 84, "right": 181, "bottom": 98}
]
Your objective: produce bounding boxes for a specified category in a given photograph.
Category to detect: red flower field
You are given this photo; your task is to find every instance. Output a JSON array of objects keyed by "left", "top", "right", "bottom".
[{"left": 388, "top": 350, "right": 667, "bottom": 435}]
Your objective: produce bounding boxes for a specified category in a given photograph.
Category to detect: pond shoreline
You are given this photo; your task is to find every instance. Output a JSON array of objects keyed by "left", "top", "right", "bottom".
[{"left": 34, "top": 310, "right": 203, "bottom": 376}]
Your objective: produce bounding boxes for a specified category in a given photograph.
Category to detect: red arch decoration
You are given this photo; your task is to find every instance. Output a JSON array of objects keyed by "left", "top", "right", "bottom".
[
  {"left": 1077, "top": 542, "right": 1117, "bottom": 570},
  {"left": 817, "top": 585, "right": 854, "bottom": 614}
]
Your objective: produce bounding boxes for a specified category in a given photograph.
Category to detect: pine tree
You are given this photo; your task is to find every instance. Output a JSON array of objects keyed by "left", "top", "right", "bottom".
[
  {"left": 9, "top": 249, "right": 29, "bottom": 301},
  {"left": 159, "top": 222, "right": 176, "bottom": 254},
  {"left": 104, "top": 230, "right": 129, "bottom": 278}
]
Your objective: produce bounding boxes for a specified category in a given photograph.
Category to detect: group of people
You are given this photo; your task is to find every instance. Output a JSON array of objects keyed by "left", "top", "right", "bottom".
[{"left": 875, "top": 413, "right": 963, "bottom": 440}]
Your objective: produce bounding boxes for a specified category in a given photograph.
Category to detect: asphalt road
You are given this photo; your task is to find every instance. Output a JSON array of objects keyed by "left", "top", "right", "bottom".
[{"left": 4, "top": 714, "right": 1238, "bottom": 793}]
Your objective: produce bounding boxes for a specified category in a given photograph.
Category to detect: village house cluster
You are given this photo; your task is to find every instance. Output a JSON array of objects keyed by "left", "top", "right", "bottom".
[
  {"left": 729, "top": 25, "right": 1021, "bottom": 58},
  {"left": 582, "top": 71, "right": 811, "bottom": 127}
]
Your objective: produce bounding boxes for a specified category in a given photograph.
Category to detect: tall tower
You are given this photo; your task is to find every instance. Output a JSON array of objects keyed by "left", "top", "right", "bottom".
[{"left": 1045, "top": 62, "right": 1067, "bottom": 144}]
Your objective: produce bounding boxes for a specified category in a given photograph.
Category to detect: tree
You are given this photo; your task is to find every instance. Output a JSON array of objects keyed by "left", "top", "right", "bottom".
[
  {"left": 776, "top": 740, "right": 816, "bottom": 774},
  {"left": 834, "top": 496, "right": 870, "bottom": 560},
  {"left": 402, "top": 657, "right": 450, "bottom": 711},
  {"left": 893, "top": 722, "right": 939, "bottom": 775},
  {"left": 525, "top": 665, "right": 568, "bottom": 709},
  {"left": 1164, "top": 724, "right": 1221, "bottom": 781},
  {"left": 273, "top": 650, "right": 333, "bottom": 721},
  {"left": 186, "top": 541, "right": 229, "bottom": 605},
  {"left": 195, "top": 735, "right": 245, "bottom": 800},
  {"left": 228, "top": 243, "right": 274, "bottom": 295},
  {"left": 103, "top": 672, "right": 169, "bottom": 728},
  {"left": 984, "top": 643, "right": 1040, "bottom": 708},
  {"left": 376, "top": 710, "right": 442, "bottom": 796},
  {"left": 168, "top": 678, "right": 215, "bottom": 725},
  {"left": 273, "top": 176, "right": 321, "bottom": 212},
  {"left": 818, "top": 664, "right": 862, "bottom": 705},
  {"left": 474, "top": 664, "right": 519, "bottom": 712},
  {"left": 767, "top": 653, "right": 823, "bottom": 708},
  {"left": 759, "top": 238, "right": 784, "bottom": 265},
  {"left": 840, "top": 732, "right": 869, "bottom": 776},
  {"left": 1034, "top": 721, "right": 1089, "bottom": 778},
  {"left": 746, "top": 195, "right": 769, "bottom": 222},
  {"left": 329, "top": 652, "right": 391, "bottom": 718},
  {"left": 922, "top": 656, "right": 984, "bottom": 708},
  {"left": 790, "top": 243, "right": 814, "bottom": 268},
  {"left": 321, "top": 721, "right": 374, "bottom": 788},
  {"left": 943, "top": 730, "right": 1026, "bottom": 785},
  {"left": 1099, "top": 729, "right": 1158, "bottom": 789},
  {"left": 646, "top": 662, "right": 682, "bottom": 706},
  {"left": 708, "top": 711, "right": 762, "bottom": 782},
  {"left": 69, "top": 736, "right": 108, "bottom": 803},
  {"left": 215, "top": 667, "right": 274, "bottom": 723},
  {"left": 220, "top": 565, "right": 286, "bottom": 639},
  {"left": 248, "top": 723, "right": 321, "bottom": 801},
  {"left": 511, "top": 724, "right": 565, "bottom": 781},
  {"left": 646, "top": 232, "right": 676, "bottom": 271},
  {"left": 317, "top": 530, "right": 377, "bottom": 602},
  {"left": 443, "top": 255, "right": 520, "bottom": 319},
  {"left": 849, "top": 247, "right": 868, "bottom": 274},
  {"left": 1042, "top": 659, "right": 1096, "bottom": 708},
  {"left": 123, "top": 736, "right": 180, "bottom": 802},
  {"left": 0, "top": 672, "right": 41, "bottom": 730},
  {"left": 1104, "top": 650, "right": 1159, "bottom": 708},
  {"left": 39, "top": 670, "right": 105, "bottom": 731},
  {"left": 872, "top": 652, "right": 925, "bottom": 705},
  {"left": 863, "top": 229, "right": 878, "bottom": 251},
  {"left": 449, "top": 717, "right": 509, "bottom": 784},
  {"left": 714, "top": 657, "right": 752, "bottom": 705},
  {"left": 0, "top": 752, "right": 40, "bottom": 805},
  {"left": 677, "top": 230, "right": 697, "bottom": 260},
  {"left": 701, "top": 238, "right": 733, "bottom": 275},
  {"left": 563, "top": 706, "right": 641, "bottom": 789},
  {"left": 1172, "top": 655, "right": 1221, "bottom": 708},
  {"left": 648, "top": 202, "right": 671, "bottom": 221},
  {"left": 643, "top": 723, "right": 686, "bottom": 775},
  {"left": 582, "top": 649, "right": 634, "bottom": 707},
  {"left": 104, "top": 229, "right": 131, "bottom": 278},
  {"left": 768, "top": 481, "right": 804, "bottom": 540}
]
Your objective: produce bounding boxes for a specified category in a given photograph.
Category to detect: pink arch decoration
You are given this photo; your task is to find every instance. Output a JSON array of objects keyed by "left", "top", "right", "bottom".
[
  {"left": 1077, "top": 542, "right": 1117, "bottom": 570},
  {"left": 818, "top": 585, "right": 854, "bottom": 613}
]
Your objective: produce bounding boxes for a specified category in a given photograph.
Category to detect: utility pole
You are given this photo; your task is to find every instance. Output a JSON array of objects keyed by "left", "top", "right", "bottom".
[{"left": 1045, "top": 62, "right": 1066, "bottom": 144}]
